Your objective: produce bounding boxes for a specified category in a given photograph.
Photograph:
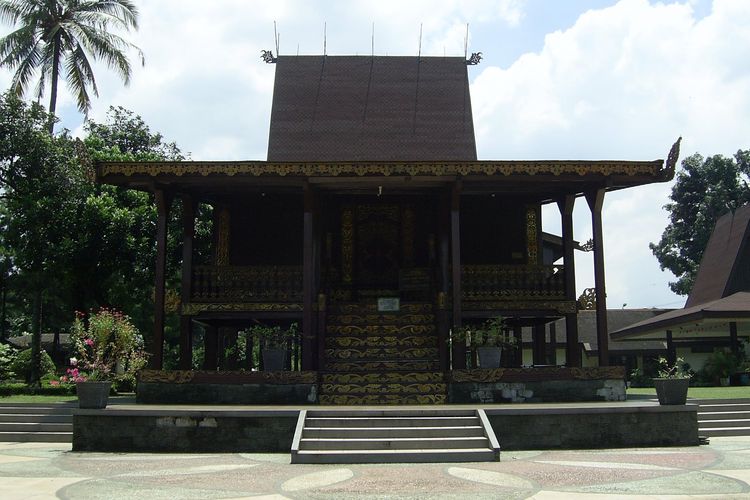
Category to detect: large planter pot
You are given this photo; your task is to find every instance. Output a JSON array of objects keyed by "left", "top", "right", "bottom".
[
  {"left": 76, "top": 381, "right": 112, "bottom": 409},
  {"left": 653, "top": 378, "right": 689, "bottom": 405},
  {"left": 476, "top": 346, "right": 502, "bottom": 369},
  {"left": 262, "top": 348, "right": 287, "bottom": 371}
]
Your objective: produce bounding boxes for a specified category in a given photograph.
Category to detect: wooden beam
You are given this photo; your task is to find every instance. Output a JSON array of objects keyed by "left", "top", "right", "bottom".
[
  {"left": 666, "top": 329, "right": 675, "bottom": 365},
  {"left": 152, "top": 189, "right": 171, "bottom": 369},
  {"left": 558, "top": 195, "right": 581, "bottom": 367},
  {"left": 179, "top": 195, "right": 195, "bottom": 370},
  {"left": 586, "top": 188, "right": 609, "bottom": 367},
  {"left": 730, "top": 322, "right": 739, "bottom": 356},
  {"left": 302, "top": 184, "right": 315, "bottom": 370},
  {"left": 450, "top": 182, "right": 465, "bottom": 369}
]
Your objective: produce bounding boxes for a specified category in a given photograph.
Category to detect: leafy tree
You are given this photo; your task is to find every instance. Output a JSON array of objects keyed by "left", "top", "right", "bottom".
[
  {"left": 650, "top": 151, "right": 750, "bottom": 295},
  {"left": 0, "top": 0, "right": 143, "bottom": 132}
]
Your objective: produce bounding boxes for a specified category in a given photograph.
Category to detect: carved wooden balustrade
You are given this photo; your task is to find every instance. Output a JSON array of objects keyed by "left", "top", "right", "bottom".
[
  {"left": 191, "top": 265, "right": 303, "bottom": 303},
  {"left": 461, "top": 265, "right": 565, "bottom": 301}
]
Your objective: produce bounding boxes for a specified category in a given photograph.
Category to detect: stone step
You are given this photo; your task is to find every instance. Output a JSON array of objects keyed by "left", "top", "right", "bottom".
[
  {"left": 326, "top": 325, "right": 435, "bottom": 336},
  {"left": 319, "top": 394, "right": 447, "bottom": 405},
  {"left": 292, "top": 448, "right": 498, "bottom": 464},
  {"left": 299, "top": 436, "right": 489, "bottom": 451},
  {"left": 321, "top": 372, "right": 445, "bottom": 384},
  {"left": 326, "top": 313, "right": 435, "bottom": 326},
  {"left": 321, "top": 383, "right": 446, "bottom": 395},
  {"left": 0, "top": 414, "right": 72, "bottom": 423},
  {"left": 306, "top": 416, "right": 479, "bottom": 428},
  {"left": 310, "top": 409, "right": 476, "bottom": 418},
  {"left": 326, "top": 336, "right": 438, "bottom": 349},
  {"left": 324, "top": 360, "right": 439, "bottom": 372},
  {"left": 0, "top": 422, "right": 72, "bottom": 433},
  {"left": 0, "top": 406, "right": 74, "bottom": 415},
  {"left": 699, "top": 426, "right": 750, "bottom": 437},
  {"left": 324, "top": 347, "right": 439, "bottom": 360},
  {"left": 0, "top": 431, "right": 71, "bottom": 443},
  {"left": 698, "top": 411, "right": 750, "bottom": 421},
  {"left": 699, "top": 419, "right": 750, "bottom": 428},
  {"left": 303, "top": 426, "right": 485, "bottom": 439}
]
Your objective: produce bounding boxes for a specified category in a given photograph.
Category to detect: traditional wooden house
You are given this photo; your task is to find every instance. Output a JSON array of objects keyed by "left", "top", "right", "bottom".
[{"left": 97, "top": 54, "right": 679, "bottom": 404}]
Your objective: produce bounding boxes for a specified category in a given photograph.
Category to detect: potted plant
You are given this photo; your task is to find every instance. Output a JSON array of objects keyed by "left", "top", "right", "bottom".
[
  {"left": 70, "top": 308, "right": 148, "bottom": 408},
  {"left": 249, "top": 322, "right": 298, "bottom": 371},
  {"left": 652, "top": 356, "right": 692, "bottom": 405},
  {"left": 453, "top": 317, "right": 518, "bottom": 369}
]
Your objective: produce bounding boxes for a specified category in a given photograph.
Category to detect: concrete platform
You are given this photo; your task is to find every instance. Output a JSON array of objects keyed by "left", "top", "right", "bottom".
[{"left": 72, "top": 401, "right": 699, "bottom": 453}]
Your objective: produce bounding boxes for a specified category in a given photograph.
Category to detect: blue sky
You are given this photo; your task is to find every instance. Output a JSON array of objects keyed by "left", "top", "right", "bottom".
[{"left": 1, "top": 0, "right": 747, "bottom": 310}]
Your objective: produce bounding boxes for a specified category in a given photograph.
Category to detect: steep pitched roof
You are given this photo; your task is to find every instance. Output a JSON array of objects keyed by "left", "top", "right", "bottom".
[
  {"left": 267, "top": 56, "right": 477, "bottom": 161},
  {"left": 686, "top": 204, "right": 750, "bottom": 307}
]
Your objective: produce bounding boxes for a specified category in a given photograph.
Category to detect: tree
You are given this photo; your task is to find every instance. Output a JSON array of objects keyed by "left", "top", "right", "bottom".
[
  {"left": 0, "top": 91, "right": 87, "bottom": 385},
  {"left": 0, "top": 0, "right": 143, "bottom": 132},
  {"left": 650, "top": 151, "right": 750, "bottom": 295}
]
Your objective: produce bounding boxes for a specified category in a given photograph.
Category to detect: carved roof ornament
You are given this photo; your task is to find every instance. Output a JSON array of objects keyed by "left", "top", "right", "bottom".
[
  {"left": 662, "top": 136, "right": 682, "bottom": 179},
  {"left": 261, "top": 49, "right": 277, "bottom": 64},
  {"left": 466, "top": 52, "right": 482, "bottom": 65}
]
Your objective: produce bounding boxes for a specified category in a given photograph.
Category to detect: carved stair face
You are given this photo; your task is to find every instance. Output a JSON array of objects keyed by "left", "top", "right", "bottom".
[{"left": 319, "top": 303, "right": 446, "bottom": 405}]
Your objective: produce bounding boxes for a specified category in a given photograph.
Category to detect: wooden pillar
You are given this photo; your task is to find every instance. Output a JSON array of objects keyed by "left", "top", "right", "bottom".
[
  {"left": 179, "top": 195, "right": 195, "bottom": 370},
  {"left": 302, "top": 184, "right": 316, "bottom": 370},
  {"left": 549, "top": 322, "right": 558, "bottom": 365},
  {"left": 438, "top": 194, "right": 451, "bottom": 371},
  {"left": 203, "top": 325, "right": 218, "bottom": 370},
  {"left": 317, "top": 293, "right": 327, "bottom": 372},
  {"left": 532, "top": 324, "right": 546, "bottom": 366},
  {"left": 666, "top": 329, "right": 676, "bottom": 365},
  {"left": 586, "top": 188, "right": 609, "bottom": 367},
  {"left": 450, "top": 182, "right": 465, "bottom": 369},
  {"left": 152, "top": 189, "right": 171, "bottom": 370},
  {"left": 558, "top": 195, "right": 581, "bottom": 367},
  {"left": 729, "top": 322, "right": 739, "bottom": 356},
  {"left": 513, "top": 326, "right": 523, "bottom": 367}
]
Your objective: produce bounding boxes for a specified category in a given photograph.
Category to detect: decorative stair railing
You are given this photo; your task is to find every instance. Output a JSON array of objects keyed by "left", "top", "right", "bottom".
[{"left": 191, "top": 265, "right": 303, "bottom": 303}]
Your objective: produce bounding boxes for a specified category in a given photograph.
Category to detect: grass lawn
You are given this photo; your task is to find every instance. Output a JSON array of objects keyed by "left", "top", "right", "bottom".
[
  {"left": 628, "top": 386, "right": 750, "bottom": 399},
  {"left": 0, "top": 394, "right": 77, "bottom": 404}
]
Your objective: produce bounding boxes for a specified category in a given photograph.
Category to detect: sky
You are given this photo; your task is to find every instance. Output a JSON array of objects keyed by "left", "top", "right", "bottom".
[{"left": 1, "top": 0, "right": 748, "bottom": 311}]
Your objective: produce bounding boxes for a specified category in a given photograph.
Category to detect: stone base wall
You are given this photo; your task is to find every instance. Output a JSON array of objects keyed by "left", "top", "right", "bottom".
[
  {"left": 449, "top": 379, "right": 626, "bottom": 403},
  {"left": 487, "top": 405, "right": 699, "bottom": 450},
  {"left": 73, "top": 411, "right": 298, "bottom": 452},
  {"left": 137, "top": 382, "right": 317, "bottom": 405}
]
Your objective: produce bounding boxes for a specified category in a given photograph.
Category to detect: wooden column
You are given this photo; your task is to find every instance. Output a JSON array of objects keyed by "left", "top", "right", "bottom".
[
  {"left": 437, "top": 194, "right": 451, "bottom": 371},
  {"left": 666, "top": 329, "right": 676, "bottom": 365},
  {"left": 152, "top": 189, "right": 171, "bottom": 370},
  {"left": 450, "top": 182, "right": 465, "bottom": 369},
  {"left": 730, "top": 322, "right": 739, "bottom": 356},
  {"left": 549, "top": 322, "right": 558, "bottom": 365},
  {"left": 586, "top": 188, "right": 609, "bottom": 367},
  {"left": 532, "top": 324, "right": 546, "bottom": 366},
  {"left": 179, "top": 195, "right": 195, "bottom": 370},
  {"left": 558, "top": 195, "right": 581, "bottom": 367},
  {"left": 203, "top": 325, "right": 218, "bottom": 370},
  {"left": 302, "top": 184, "right": 315, "bottom": 370},
  {"left": 513, "top": 326, "right": 523, "bottom": 367}
]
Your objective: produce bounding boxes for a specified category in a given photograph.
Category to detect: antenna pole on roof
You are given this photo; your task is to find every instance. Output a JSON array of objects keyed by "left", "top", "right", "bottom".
[
  {"left": 464, "top": 23, "right": 469, "bottom": 59},
  {"left": 274, "top": 21, "right": 279, "bottom": 55},
  {"left": 418, "top": 23, "right": 423, "bottom": 58},
  {"left": 323, "top": 22, "right": 327, "bottom": 56},
  {"left": 371, "top": 22, "right": 375, "bottom": 56}
]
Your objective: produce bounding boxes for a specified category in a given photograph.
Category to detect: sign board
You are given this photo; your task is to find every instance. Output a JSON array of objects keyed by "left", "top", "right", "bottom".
[{"left": 377, "top": 297, "right": 400, "bottom": 312}]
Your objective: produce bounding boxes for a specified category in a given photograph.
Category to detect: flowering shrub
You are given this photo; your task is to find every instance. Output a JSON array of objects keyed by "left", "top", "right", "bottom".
[{"left": 70, "top": 308, "right": 148, "bottom": 383}]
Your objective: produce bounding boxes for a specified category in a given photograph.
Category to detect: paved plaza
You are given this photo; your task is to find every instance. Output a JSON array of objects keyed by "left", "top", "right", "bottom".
[{"left": 2, "top": 437, "right": 750, "bottom": 499}]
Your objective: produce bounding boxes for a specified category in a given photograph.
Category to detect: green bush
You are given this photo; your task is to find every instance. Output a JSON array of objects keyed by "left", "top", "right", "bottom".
[
  {"left": 9, "top": 349, "right": 56, "bottom": 383},
  {"left": 0, "top": 382, "right": 75, "bottom": 396}
]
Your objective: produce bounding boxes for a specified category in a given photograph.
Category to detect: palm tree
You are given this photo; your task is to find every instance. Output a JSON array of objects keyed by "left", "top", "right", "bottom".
[{"left": 0, "top": 0, "right": 144, "bottom": 132}]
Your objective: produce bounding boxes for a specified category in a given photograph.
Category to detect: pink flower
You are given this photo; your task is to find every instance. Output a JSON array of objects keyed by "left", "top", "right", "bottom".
[
  {"left": 84, "top": 338, "right": 94, "bottom": 347},
  {"left": 49, "top": 380, "right": 60, "bottom": 386}
]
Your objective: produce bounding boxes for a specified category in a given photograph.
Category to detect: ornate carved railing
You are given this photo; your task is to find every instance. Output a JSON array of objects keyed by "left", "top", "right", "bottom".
[
  {"left": 191, "top": 265, "right": 303, "bottom": 303},
  {"left": 461, "top": 265, "right": 565, "bottom": 300}
]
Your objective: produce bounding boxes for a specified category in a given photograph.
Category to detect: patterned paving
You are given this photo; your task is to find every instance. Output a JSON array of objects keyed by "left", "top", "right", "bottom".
[{"left": 2, "top": 438, "right": 750, "bottom": 498}]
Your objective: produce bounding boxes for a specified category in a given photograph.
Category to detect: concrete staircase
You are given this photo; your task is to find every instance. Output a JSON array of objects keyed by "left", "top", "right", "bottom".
[
  {"left": 0, "top": 403, "right": 74, "bottom": 442},
  {"left": 696, "top": 398, "right": 750, "bottom": 437},
  {"left": 291, "top": 408, "right": 500, "bottom": 463}
]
